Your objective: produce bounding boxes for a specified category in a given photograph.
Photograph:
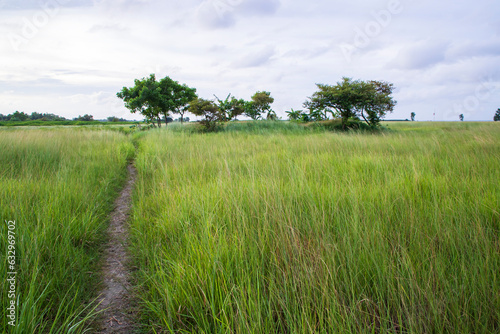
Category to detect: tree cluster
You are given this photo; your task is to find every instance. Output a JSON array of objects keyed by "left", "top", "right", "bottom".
[
  {"left": 118, "top": 75, "right": 276, "bottom": 131},
  {"left": 74, "top": 114, "right": 94, "bottom": 122},
  {"left": 118, "top": 75, "right": 400, "bottom": 131},
  {"left": 0, "top": 111, "right": 67, "bottom": 122},
  {"left": 107, "top": 116, "right": 129, "bottom": 122},
  {"left": 494, "top": 109, "right": 500, "bottom": 122},
  {"left": 188, "top": 91, "right": 276, "bottom": 131}
]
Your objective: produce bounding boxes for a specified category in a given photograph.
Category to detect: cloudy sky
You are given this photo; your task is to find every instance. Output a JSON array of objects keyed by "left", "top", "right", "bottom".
[{"left": 0, "top": 0, "right": 499, "bottom": 121}]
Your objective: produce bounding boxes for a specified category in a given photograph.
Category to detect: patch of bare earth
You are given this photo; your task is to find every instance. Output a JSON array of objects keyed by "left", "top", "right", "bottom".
[{"left": 96, "top": 164, "right": 137, "bottom": 333}]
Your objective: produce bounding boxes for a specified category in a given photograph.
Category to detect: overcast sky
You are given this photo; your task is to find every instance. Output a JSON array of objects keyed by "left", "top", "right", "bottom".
[{"left": 0, "top": 0, "right": 499, "bottom": 121}]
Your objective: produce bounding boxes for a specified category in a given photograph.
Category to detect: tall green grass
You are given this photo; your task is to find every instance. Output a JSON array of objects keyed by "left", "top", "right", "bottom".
[
  {"left": 0, "top": 128, "right": 134, "bottom": 333},
  {"left": 130, "top": 123, "right": 499, "bottom": 333}
]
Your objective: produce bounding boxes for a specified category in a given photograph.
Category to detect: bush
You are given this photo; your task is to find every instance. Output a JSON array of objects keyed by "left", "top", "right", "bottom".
[
  {"left": 307, "top": 119, "right": 375, "bottom": 132},
  {"left": 224, "top": 120, "right": 307, "bottom": 134}
]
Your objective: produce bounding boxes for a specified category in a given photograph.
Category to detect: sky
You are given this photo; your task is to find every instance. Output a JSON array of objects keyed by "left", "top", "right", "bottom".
[{"left": 0, "top": 0, "right": 499, "bottom": 121}]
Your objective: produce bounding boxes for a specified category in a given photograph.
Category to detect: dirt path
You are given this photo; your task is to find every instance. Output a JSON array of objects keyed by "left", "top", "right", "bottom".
[{"left": 97, "top": 164, "right": 137, "bottom": 333}]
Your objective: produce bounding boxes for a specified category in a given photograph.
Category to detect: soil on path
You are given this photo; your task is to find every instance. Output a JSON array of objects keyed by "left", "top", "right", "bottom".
[{"left": 97, "top": 164, "right": 137, "bottom": 333}]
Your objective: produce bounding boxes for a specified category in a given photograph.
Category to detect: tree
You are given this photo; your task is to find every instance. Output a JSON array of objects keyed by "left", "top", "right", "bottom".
[
  {"left": 117, "top": 74, "right": 197, "bottom": 127},
  {"left": 160, "top": 77, "right": 197, "bottom": 124},
  {"left": 188, "top": 98, "right": 223, "bottom": 132},
  {"left": 244, "top": 91, "right": 275, "bottom": 120},
  {"left": 74, "top": 114, "right": 94, "bottom": 121},
  {"left": 305, "top": 77, "right": 396, "bottom": 130},
  {"left": 243, "top": 101, "right": 261, "bottom": 120},
  {"left": 215, "top": 94, "right": 246, "bottom": 121},
  {"left": 303, "top": 98, "right": 334, "bottom": 121},
  {"left": 459, "top": 114, "right": 464, "bottom": 122},
  {"left": 30, "top": 112, "right": 43, "bottom": 120},
  {"left": 10, "top": 111, "right": 29, "bottom": 121},
  {"left": 286, "top": 108, "right": 303, "bottom": 121},
  {"left": 251, "top": 91, "right": 275, "bottom": 120},
  {"left": 411, "top": 112, "right": 416, "bottom": 121},
  {"left": 494, "top": 109, "right": 500, "bottom": 121},
  {"left": 117, "top": 75, "right": 162, "bottom": 127}
]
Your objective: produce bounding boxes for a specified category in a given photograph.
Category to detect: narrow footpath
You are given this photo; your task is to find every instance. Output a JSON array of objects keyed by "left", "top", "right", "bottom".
[{"left": 97, "top": 164, "right": 137, "bottom": 333}]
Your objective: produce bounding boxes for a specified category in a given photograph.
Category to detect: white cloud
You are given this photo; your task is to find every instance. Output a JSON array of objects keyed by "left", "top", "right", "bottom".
[
  {"left": 0, "top": 0, "right": 499, "bottom": 121},
  {"left": 391, "top": 40, "right": 448, "bottom": 70}
]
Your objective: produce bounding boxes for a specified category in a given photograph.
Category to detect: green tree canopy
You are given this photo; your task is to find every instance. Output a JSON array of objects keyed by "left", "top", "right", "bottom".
[
  {"left": 10, "top": 111, "right": 29, "bottom": 122},
  {"left": 117, "top": 75, "right": 161, "bottom": 126},
  {"left": 117, "top": 74, "right": 197, "bottom": 126},
  {"left": 74, "top": 114, "right": 94, "bottom": 121},
  {"left": 245, "top": 91, "right": 275, "bottom": 120},
  {"left": 188, "top": 98, "right": 223, "bottom": 132},
  {"left": 305, "top": 77, "right": 396, "bottom": 130},
  {"left": 215, "top": 94, "right": 246, "bottom": 121}
]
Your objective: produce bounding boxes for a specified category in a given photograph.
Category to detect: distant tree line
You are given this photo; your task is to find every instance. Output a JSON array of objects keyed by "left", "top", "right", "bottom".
[
  {"left": 118, "top": 74, "right": 398, "bottom": 132},
  {"left": 0, "top": 111, "right": 134, "bottom": 123},
  {"left": 0, "top": 111, "right": 67, "bottom": 122}
]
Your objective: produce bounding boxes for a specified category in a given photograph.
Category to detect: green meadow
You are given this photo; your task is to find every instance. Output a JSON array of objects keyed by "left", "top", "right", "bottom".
[
  {"left": 1, "top": 122, "right": 499, "bottom": 333},
  {"left": 130, "top": 122, "right": 499, "bottom": 333}
]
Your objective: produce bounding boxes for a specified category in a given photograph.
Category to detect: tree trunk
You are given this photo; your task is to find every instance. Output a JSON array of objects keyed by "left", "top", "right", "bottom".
[
  {"left": 360, "top": 109, "right": 370, "bottom": 125},
  {"left": 157, "top": 117, "right": 161, "bottom": 128}
]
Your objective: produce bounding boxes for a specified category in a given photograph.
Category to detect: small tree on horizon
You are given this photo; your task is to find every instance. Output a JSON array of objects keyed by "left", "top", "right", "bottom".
[
  {"left": 188, "top": 98, "right": 224, "bottom": 132},
  {"left": 459, "top": 114, "right": 464, "bottom": 122},
  {"left": 245, "top": 91, "right": 275, "bottom": 120},
  {"left": 74, "top": 114, "right": 94, "bottom": 121},
  {"left": 305, "top": 77, "right": 396, "bottom": 130},
  {"left": 494, "top": 108, "right": 500, "bottom": 121},
  {"left": 411, "top": 112, "right": 416, "bottom": 121}
]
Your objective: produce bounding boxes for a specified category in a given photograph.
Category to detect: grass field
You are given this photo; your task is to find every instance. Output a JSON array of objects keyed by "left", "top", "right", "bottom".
[
  {"left": 0, "top": 122, "right": 498, "bottom": 333},
  {"left": 0, "top": 128, "right": 134, "bottom": 333},
  {"left": 130, "top": 122, "right": 499, "bottom": 333}
]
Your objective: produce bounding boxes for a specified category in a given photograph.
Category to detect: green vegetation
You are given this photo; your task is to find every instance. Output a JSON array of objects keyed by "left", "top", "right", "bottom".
[
  {"left": 1, "top": 122, "right": 498, "bottom": 333},
  {"left": 0, "top": 128, "right": 134, "bottom": 333},
  {"left": 0, "top": 120, "right": 134, "bottom": 127},
  {"left": 0, "top": 111, "right": 135, "bottom": 126},
  {"left": 129, "top": 122, "right": 499, "bottom": 333},
  {"left": 0, "top": 111, "right": 66, "bottom": 122},
  {"left": 304, "top": 77, "right": 396, "bottom": 130}
]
